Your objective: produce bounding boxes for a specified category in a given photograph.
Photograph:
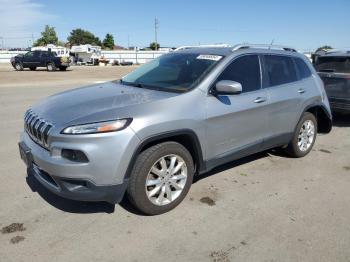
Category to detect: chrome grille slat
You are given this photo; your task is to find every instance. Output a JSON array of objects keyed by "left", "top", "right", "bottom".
[{"left": 23, "top": 110, "right": 53, "bottom": 150}]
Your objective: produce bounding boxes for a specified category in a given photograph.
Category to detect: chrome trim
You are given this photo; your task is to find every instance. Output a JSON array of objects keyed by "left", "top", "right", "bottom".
[{"left": 24, "top": 110, "right": 53, "bottom": 149}]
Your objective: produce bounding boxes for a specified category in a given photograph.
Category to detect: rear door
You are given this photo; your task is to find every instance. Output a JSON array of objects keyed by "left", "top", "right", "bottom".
[
  {"left": 205, "top": 54, "right": 269, "bottom": 162},
  {"left": 262, "top": 55, "right": 304, "bottom": 144}
]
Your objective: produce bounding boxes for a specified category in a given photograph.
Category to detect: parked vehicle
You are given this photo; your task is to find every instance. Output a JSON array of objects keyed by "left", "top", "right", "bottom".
[
  {"left": 31, "top": 44, "right": 70, "bottom": 57},
  {"left": 19, "top": 44, "right": 332, "bottom": 215},
  {"left": 70, "top": 44, "right": 101, "bottom": 65},
  {"left": 314, "top": 50, "right": 350, "bottom": 113},
  {"left": 11, "top": 50, "right": 70, "bottom": 71}
]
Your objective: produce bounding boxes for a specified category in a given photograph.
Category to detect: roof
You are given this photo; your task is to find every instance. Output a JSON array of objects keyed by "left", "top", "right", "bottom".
[
  {"left": 175, "top": 44, "right": 299, "bottom": 57},
  {"left": 319, "top": 50, "right": 350, "bottom": 58},
  {"left": 176, "top": 47, "right": 233, "bottom": 56}
]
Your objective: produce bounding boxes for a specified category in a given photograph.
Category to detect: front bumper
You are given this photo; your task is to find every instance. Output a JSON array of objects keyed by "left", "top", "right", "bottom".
[
  {"left": 26, "top": 161, "right": 128, "bottom": 203},
  {"left": 19, "top": 126, "right": 140, "bottom": 203}
]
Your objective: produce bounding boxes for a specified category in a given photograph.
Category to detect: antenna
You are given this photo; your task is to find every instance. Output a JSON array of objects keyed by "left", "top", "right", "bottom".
[{"left": 269, "top": 39, "right": 274, "bottom": 49}]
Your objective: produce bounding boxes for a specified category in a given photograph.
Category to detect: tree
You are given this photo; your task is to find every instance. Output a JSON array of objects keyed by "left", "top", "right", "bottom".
[
  {"left": 57, "top": 40, "right": 67, "bottom": 47},
  {"left": 316, "top": 45, "right": 333, "bottom": 53},
  {"left": 149, "top": 42, "right": 160, "bottom": 50},
  {"left": 102, "top": 33, "right": 115, "bottom": 49},
  {"left": 33, "top": 25, "right": 58, "bottom": 46},
  {"left": 67, "top": 28, "right": 102, "bottom": 46}
]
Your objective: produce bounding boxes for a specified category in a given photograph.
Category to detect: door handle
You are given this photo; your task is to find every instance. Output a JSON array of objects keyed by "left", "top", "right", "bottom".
[
  {"left": 254, "top": 97, "right": 266, "bottom": 103},
  {"left": 298, "top": 88, "right": 306, "bottom": 94}
]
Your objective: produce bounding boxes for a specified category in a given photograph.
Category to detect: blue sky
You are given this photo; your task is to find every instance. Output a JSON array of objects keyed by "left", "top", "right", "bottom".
[{"left": 1, "top": 0, "right": 350, "bottom": 51}]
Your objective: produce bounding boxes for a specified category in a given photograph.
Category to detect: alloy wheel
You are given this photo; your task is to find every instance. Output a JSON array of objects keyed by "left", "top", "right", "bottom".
[{"left": 145, "top": 154, "right": 187, "bottom": 206}]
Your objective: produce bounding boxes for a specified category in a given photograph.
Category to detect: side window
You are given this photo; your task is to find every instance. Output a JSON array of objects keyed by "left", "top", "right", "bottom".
[
  {"left": 25, "top": 51, "right": 34, "bottom": 57},
  {"left": 216, "top": 55, "right": 261, "bottom": 93},
  {"left": 264, "top": 55, "right": 298, "bottom": 87},
  {"left": 294, "top": 57, "right": 312, "bottom": 79}
]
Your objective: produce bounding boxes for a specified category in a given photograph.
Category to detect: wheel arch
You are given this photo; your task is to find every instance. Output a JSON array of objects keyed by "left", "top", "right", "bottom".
[
  {"left": 304, "top": 103, "right": 332, "bottom": 133},
  {"left": 124, "top": 129, "right": 205, "bottom": 180}
]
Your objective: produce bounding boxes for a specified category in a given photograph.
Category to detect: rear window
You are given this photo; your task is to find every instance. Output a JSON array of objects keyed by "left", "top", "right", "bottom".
[
  {"left": 315, "top": 56, "right": 350, "bottom": 73},
  {"left": 294, "top": 57, "right": 312, "bottom": 79},
  {"left": 264, "top": 55, "right": 298, "bottom": 87}
]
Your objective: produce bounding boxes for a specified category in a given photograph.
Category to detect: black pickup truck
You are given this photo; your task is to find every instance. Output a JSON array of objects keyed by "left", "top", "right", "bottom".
[{"left": 11, "top": 50, "right": 70, "bottom": 71}]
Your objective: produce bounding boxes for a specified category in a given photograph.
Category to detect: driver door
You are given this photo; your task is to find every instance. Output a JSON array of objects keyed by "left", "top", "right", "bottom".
[
  {"left": 205, "top": 54, "right": 269, "bottom": 164},
  {"left": 23, "top": 51, "right": 40, "bottom": 68}
]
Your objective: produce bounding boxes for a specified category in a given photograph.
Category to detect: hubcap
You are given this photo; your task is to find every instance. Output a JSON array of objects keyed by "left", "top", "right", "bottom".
[
  {"left": 298, "top": 120, "right": 315, "bottom": 152},
  {"left": 145, "top": 154, "right": 187, "bottom": 206},
  {"left": 48, "top": 64, "right": 52, "bottom": 70},
  {"left": 16, "top": 64, "right": 21, "bottom": 70}
]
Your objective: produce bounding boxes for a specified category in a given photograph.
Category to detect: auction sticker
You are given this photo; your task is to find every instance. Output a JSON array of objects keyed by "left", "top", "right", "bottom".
[{"left": 196, "top": 54, "right": 222, "bottom": 61}]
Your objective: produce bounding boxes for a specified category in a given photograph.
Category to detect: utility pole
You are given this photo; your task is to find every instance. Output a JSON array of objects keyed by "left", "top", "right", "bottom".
[
  {"left": 0, "top": 37, "right": 3, "bottom": 50},
  {"left": 127, "top": 35, "right": 130, "bottom": 49},
  {"left": 154, "top": 17, "right": 159, "bottom": 50}
]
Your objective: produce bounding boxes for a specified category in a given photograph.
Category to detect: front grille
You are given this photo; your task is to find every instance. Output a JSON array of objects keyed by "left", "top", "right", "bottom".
[{"left": 24, "top": 110, "right": 53, "bottom": 149}]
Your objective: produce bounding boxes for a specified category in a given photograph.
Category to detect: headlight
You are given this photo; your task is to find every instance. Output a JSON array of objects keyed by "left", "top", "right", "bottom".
[{"left": 61, "top": 119, "right": 132, "bottom": 135}]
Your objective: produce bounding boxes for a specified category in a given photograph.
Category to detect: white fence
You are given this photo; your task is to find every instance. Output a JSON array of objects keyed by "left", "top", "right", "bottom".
[
  {"left": 101, "top": 50, "right": 168, "bottom": 64},
  {"left": 0, "top": 51, "right": 27, "bottom": 63},
  {"left": 0, "top": 50, "right": 169, "bottom": 64}
]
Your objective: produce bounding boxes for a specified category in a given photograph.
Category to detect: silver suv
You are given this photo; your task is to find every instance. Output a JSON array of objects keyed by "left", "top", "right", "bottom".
[{"left": 19, "top": 44, "right": 332, "bottom": 215}]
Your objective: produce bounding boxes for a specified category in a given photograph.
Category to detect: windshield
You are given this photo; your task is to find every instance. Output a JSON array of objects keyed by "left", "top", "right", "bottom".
[
  {"left": 315, "top": 56, "right": 350, "bottom": 73},
  {"left": 121, "top": 53, "right": 223, "bottom": 92}
]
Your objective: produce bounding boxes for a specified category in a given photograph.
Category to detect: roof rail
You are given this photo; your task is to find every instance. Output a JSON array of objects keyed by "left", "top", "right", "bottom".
[
  {"left": 232, "top": 44, "right": 297, "bottom": 52},
  {"left": 174, "top": 44, "right": 231, "bottom": 52}
]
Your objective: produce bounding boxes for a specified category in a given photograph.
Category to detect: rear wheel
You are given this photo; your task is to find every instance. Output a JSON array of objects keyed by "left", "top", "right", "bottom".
[
  {"left": 29, "top": 67, "right": 36, "bottom": 71},
  {"left": 285, "top": 112, "right": 317, "bottom": 157},
  {"left": 59, "top": 66, "right": 67, "bottom": 71},
  {"left": 14, "top": 62, "right": 23, "bottom": 71},
  {"left": 127, "top": 142, "right": 194, "bottom": 215},
  {"left": 46, "top": 62, "right": 56, "bottom": 72}
]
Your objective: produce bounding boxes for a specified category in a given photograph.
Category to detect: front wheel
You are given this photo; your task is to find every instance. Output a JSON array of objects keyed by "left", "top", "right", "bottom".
[
  {"left": 285, "top": 112, "right": 317, "bottom": 157},
  {"left": 46, "top": 62, "right": 56, "bottom": 72},
  {"left": 14, "top": 62, "right": 23, "bottom": 71},
  {"left": 127, "top": 142, "right": 194, "bottom": 215}
]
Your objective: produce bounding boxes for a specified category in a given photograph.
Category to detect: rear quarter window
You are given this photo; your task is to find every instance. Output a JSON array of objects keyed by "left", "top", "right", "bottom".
[
  {"left": 294, "top": 57, "right": 312, "bottom": 79},
  {"left": 264, "top": 55, "right": 298, "bottom": 87}
]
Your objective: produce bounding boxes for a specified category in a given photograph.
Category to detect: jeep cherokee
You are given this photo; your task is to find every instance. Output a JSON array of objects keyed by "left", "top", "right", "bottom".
[{"left": 19, "top": 44, "right": 332, "bottom": 215}]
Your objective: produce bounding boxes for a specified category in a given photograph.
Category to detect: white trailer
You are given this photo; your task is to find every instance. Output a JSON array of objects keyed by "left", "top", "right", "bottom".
[
  {"left": 70, "top": 44, "right": 101, "bottom": 65},
  {"left": 31, "top": 44, "right": 69, "bottom": 57}
]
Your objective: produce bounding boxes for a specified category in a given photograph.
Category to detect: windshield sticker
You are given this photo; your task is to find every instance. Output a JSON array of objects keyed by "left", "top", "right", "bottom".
[{"left": 196, "top": 54, "right": 222, "bottom": 61}]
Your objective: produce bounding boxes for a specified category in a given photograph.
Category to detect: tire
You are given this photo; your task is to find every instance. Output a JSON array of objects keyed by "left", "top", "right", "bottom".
[
  {"left": 285, "top": 112, "right": 317, "bottom": 157},
  {"left": 127, "top": 142, "right": 194, "bottom": 215},
  {"left": 46, "top": 62, "right": 56, "bottom": 72},
  {"left": 59, "top": 66, "right": 67, "bottom": 71},
  {"left": 29, "top": 67, "right": 36, "bottom": 71},
  {"left": 14, "top": 62, "right": 23, "bottom": 71}
]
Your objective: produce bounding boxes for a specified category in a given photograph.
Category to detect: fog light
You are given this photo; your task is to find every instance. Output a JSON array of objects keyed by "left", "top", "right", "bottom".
[{"left": 61, "top": 149, "right": 89, "bottom": 163}]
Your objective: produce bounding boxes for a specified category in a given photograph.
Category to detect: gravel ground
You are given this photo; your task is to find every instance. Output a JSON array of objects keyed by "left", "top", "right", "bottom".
[{"left": 0, "top": 64, "right": 349, "bottom": 262}]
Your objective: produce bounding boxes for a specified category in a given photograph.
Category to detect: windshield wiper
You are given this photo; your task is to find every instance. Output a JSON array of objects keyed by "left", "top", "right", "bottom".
[{"left": 120, "top": 79, "right": 144, "bottom": 88}]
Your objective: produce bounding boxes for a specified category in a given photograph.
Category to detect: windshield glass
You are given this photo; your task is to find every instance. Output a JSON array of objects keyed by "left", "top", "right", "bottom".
[
  {"left": 315, "top": 56, "right": 350, "bottom": 73},
  {"left": 121, "top": 53, "right": 223, "bottom": 92}
]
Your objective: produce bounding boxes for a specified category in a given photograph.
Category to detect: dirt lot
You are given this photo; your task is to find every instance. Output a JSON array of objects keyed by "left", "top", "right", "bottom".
[{"left": 0, "top": 64, "right": 349, "bottom": 262}]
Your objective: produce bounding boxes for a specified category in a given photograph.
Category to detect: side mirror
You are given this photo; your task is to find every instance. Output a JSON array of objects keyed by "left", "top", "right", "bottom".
[{"left": 213, "top": 80, "right": 242, "bottom": 95}]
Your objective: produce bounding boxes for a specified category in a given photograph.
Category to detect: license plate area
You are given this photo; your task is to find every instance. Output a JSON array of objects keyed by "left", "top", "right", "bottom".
[{"left": 18, "top": 142, "right": 33, "bottom": 168}]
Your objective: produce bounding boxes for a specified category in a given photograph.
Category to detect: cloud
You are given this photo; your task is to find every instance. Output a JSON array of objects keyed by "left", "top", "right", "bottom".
[{"left": 0, "top": 0, "right": 56, "bottom": 47}]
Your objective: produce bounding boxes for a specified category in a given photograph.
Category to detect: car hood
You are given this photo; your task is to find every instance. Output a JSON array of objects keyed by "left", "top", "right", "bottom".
[{"left": 31, "top": 81, "right": 179, "bottom": 126}]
